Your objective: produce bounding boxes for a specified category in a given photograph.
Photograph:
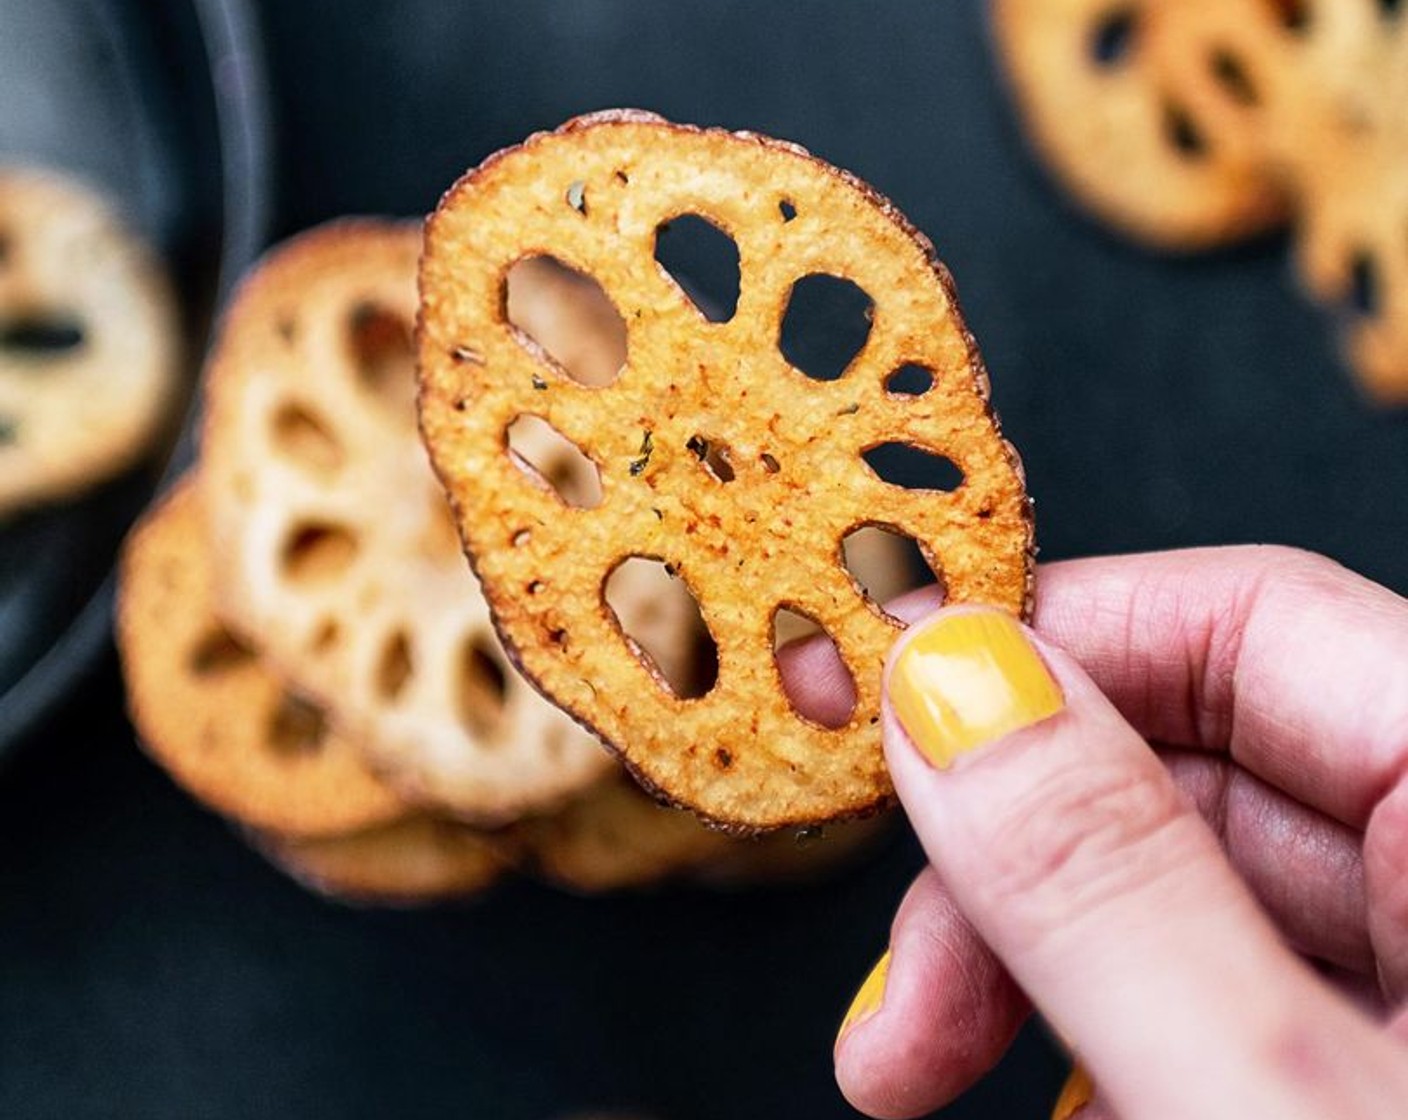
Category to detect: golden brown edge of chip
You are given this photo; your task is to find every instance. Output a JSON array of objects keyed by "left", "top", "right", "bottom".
[{"left": 416, "top": 108, "right": 1037, "bottom": 835}]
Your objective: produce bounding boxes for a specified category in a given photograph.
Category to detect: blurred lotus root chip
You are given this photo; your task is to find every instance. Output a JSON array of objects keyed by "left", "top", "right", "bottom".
[
  {"left": 201, "top": 220, "right": 623, "bottom": 825},
  {"left": 510, "top": 775, "right": 742, "bottom": 893},
  {"left": 252, "top": 814, "right": 505, "bottom": 906},
  {"left": 0, "top": 166, "right": 180, "bottom": 515},
  {"left": 990, "top": 0, "right": 1293, "bottom": 249},
  {"left": 1276, "top": 10, "right": 1408, "bottom": 404},
  {"left": 116, "top": 477, "right": 407, "bottom": 838},
  {"left": 418, "top": 111, "right": 1035, "bottom": 831}
]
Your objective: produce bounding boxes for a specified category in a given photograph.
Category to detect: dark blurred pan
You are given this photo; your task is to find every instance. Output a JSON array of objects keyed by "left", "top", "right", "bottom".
[{"left": 0, "top": 0, "right": 271, "bottom": 754}]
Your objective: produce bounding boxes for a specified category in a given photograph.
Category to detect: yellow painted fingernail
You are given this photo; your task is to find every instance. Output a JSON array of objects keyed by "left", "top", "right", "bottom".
[
  {"left": 890, "top": 609, "right": 1063, "bottom": 769},
  {"left": 1051, "top": 1063, "right": 1094, "bottom": 1119},
  {"left": 837, "top": 949, "right": 890, "bottom": 1043}
]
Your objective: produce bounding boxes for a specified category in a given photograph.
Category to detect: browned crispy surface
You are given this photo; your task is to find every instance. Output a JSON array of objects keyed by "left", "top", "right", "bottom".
[
  {"left": 419, "top": 111, "right": 1034, "bottom": 831},
  {"left": 116, "top": 478, "right": 408, "bottom": 838},
  {"left": 254, "top": 815, "right": 504, "bottom": 905}
]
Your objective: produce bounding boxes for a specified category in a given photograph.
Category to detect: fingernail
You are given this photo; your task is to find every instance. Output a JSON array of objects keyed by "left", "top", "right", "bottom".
[
  {"left": 837, "top": 949, "right": 890, "bottom": 1043},
  {"left": 1051, "top": 1063, "right": 1094, "bottom": 1120},
  {"left": 890, "top": 609, "right": 1063, "bottom": 769}
]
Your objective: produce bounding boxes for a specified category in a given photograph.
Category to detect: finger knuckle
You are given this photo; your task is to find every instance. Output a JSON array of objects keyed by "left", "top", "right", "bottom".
[{"left": 972, "top": 760, "right": 1190, "bottom": 953}]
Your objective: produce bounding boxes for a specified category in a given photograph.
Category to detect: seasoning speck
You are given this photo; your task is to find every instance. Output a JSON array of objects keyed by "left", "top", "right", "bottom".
[{"left": 628, "top": 429, "right": 654, "bottom": 476}]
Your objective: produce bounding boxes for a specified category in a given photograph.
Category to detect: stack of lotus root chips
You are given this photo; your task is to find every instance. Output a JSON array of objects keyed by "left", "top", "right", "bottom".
[
  {"left": 993, "top": 0, "right": 1408, "bottom": 403},
  {"left": 118, "top": 195, "right": 945, "bottom": 902}
]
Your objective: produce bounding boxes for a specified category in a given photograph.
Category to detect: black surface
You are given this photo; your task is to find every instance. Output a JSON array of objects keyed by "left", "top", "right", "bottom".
[{"left": 7, "top": 1, "right": 1408, "bottom": 1118}]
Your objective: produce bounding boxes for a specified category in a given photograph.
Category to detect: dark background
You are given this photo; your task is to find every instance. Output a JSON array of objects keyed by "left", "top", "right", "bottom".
[{"left": 5, "top": 2, "right": 1408, "bottom": 1118}]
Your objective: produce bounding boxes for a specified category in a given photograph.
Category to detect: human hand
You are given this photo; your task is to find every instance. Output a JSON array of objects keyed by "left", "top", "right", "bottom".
[{"left": 827, "top": 546, "right": 1408, "bottom": 1118}]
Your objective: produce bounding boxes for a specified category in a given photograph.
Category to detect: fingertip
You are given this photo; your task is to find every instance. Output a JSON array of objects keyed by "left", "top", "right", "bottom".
[{"left": 834, "top": 869, "right": 1028, "bottom": 1119}]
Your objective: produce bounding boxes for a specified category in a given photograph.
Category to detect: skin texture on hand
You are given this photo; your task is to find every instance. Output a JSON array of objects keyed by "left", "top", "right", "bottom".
[{"left": 822, "top": 546, "right": 1408, "bottom": 1119}]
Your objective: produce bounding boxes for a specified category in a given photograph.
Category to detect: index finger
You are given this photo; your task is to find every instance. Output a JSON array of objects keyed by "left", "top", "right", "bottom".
[{"left": 1033, "top": 545, "right": 1408, "bottom": 829}]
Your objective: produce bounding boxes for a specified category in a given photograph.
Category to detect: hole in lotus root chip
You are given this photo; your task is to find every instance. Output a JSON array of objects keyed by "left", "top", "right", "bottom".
[
  {"left": 0, "top": 314, "right": 85, "bottom": 357},
  {"left": 1162, "top": 103, "right": 1208, "bottom": 159},
  {"left": 281, "top": 521, "right": 359, "bottom": 586},
  {"left": 458, "top": 636, "right": 511, "bottom": 740},
  {"left": 1209, "top": 48, "right": 1259, "bottom": 107},
  {"left": 604, "top": 557, "right": 718, "bottom": 700},
  {"left": 772, "top": 607, "right": 856, "bottom": 730},
  {"left": 840, "top": 525, "right": 930, "bottom": 612},
  {"left": 779, "top": 199, "right": 798, "bottom": 222},
  {"left": 1089, "top": 8, "right": 1137, "bottom": 67},
  {"left": 270, "top": 401, "right": 343, "bottom": 474},
  {"left": 375, "top": 629, "right": 414, "bottom": 702},
  {"left": 348, "top": 302, "right": 415, "bottom": 412},
  {"left": 267, "top": 693, "right": 329, "bottom": 756},
  {"left": 506, "top": 414, "right": 603, "bottom": 508},
  {"left": 861, "top": 442, "right": 964, "bottom": 492},
  {"left": 310, "top": 617, "right": 341, "bottom": 654},
  {"left": 188, "top": 627, "right": 257, "bottom": 676},
  {"left": 1275, "top": 0, "right": 1310, "bottom": 30},
  {"left": 1350, "top": 252, "right": 1381, "bottom": 318},
  {"left": 653, "top": 213, "right": 741, "bottom": 323},
  {"left": 780, "top": 274, "right": 873, "bottom": 382},
  {"left": 505, "top": 255, "right": 627, "bottom": 387},
  {"left": 885, "top": 363, "right": 933, "bottom": 396}
]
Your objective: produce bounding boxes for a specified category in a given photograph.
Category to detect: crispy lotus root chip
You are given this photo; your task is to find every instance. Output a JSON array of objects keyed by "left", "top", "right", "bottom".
[
  {"left": 116, "top": 478, "right": 407, "bottom": 838},
  {"left": 991, "top": 0, "right": 1291, "bottom": 249},
  {"left": 252, "top": 815, "right": 504, "bottom": 906},
  {"left": 0, "top": 166, "right": 180, "bottom": 515},
  {"left": 418, "top": 111, "right": 1034, "bottom": 831},
  {"left": 200, "top": 221, "right": 661, "bottom": 825}
]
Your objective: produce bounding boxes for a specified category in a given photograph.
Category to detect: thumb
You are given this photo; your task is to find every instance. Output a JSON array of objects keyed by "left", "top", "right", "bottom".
[{"left": 880, "top": 606, "right": 1408, "bottom": 1120}]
